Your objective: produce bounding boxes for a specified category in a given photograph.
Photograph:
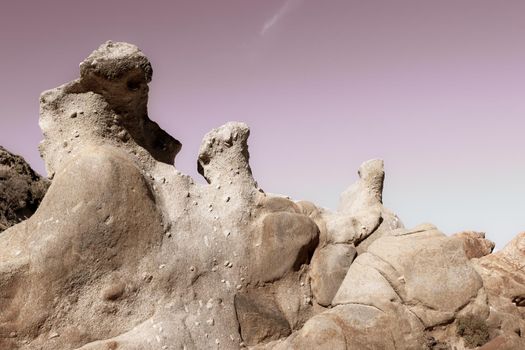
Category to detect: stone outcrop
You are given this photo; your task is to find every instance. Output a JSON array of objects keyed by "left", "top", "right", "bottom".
[
  {"left": 0, "top": 41, "right": 523, "bottom": 349},
  {"left": 0, "top": 146, "right": 49, "bottom": 232},
  {"left": 453, "top": 231, "right": 495, "bottom": 259}
]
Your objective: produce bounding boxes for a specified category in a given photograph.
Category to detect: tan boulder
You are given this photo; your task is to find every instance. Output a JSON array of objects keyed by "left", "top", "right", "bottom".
[
  {"left": 452, "top": 231, "right": 495, "bottom": 259},
  {"left": 472, "top": 232, "right": 525, "bottom": 346},
  {"left": 309, "top": 243, "right": 356, "bottom": 306},
  {"left": 3, "top": 40, "right": 525, "bottom": 350}
]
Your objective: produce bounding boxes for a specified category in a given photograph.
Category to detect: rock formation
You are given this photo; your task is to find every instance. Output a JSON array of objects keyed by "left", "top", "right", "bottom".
[
  {"left": 0, "top": 41, "right": 523, "bottom": 349},
  {"left": 0, "top": 147, "right": 49, "bottom": 232}
]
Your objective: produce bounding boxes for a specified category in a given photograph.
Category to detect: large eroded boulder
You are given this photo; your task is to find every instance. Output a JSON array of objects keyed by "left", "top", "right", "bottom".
[
  {"left": 0, "top": 41, "right": 320, "bottom": 350},
  {"left": 1, "top": 41, "right": 524, "bottom": 350}
]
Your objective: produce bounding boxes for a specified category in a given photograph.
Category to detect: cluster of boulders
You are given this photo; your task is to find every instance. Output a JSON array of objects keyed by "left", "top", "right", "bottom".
[{"left": 0, "top": 41, "right": 523, "bottom": 349}]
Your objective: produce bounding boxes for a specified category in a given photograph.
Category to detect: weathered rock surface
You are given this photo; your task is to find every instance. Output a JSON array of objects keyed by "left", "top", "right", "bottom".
[
  {"left": 0, "top": 146, "right": 49, "bottom": 232},
  {"left": 0, "top": 41, "right": 523, "bottom": 349},
  {"left": 453, "top": 231, "right": 495, "bottom": 259},
  {"left": 309, "top": 243, "right": 356, "bottom": 306},
  {"left": 471, "top": 233, "right": 525, "bottom": 349}
]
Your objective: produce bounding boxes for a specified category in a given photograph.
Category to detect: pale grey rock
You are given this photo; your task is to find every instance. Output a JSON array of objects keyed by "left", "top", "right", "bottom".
[
  {"left": 328, "top": 224, "right": 490, "bottom": 347},
  {"left": 39, "top": 40, "right": 181, "bottom": 178},
  {"left": 198, "top": 121, "right": 255, "bottom": 188},
  {"left": 1, "top": 41, "right": 524, "bottom": 350},
  {"left": 324, "top": 159, "right": 403, "bottom": 246},
  {"left": 356, "top": 207, "right": 404, "bottom": 254},
  {"left": 334, "top": 224, "right": 485, "bottom": 324},
  {"left": 0, "top": 42, "right": 318, "bottom": 350},
  {"left": 307, "top": 159, "right": 402, "bottom": 307},
  {"left": 254, "top": 303, "right": 425, "bottom": 350}
]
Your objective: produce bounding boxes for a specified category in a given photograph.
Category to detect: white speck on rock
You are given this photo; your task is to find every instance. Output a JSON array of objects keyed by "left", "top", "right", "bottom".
[{"left": 48, "top": 332, "right": 59, "bottom": 339}]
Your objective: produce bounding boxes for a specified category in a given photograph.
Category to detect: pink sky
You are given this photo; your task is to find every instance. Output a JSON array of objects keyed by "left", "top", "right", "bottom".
[{"left": 1, "top": 0, "right": 524, "bottom": 249}]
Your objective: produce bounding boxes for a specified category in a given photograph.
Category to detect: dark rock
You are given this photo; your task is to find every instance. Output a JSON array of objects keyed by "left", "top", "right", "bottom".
[{"left": 0, "top": 146, "right": 49, "bottom": 232}]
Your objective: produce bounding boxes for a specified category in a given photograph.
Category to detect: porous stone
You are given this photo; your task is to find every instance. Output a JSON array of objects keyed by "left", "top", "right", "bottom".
[{"left": 1, "top": 41, "right": 524, "bottom": 350}]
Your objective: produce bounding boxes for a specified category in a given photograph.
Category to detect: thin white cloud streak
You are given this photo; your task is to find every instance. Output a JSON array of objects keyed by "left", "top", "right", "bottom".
[{"left": 260, "top": 0, "right": 303, "bottom": 36}]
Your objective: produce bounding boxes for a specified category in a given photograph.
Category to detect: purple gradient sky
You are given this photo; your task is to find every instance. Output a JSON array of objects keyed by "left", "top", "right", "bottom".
[{"left": 1, "top": 0, "right": 524, "bottom": 249}]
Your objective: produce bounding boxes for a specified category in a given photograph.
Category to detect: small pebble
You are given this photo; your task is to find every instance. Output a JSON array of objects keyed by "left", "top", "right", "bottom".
[
  {"left": 236, "top": 284, "right": 242, "bottom": 290},
  {"left": 206, "top": 318, "right": 214, "bottom": 326},
  {"left": 189, "top": 266, "right": 196, "bottom": 272},
  {"left": 225, "top": 196, "right": 230, "bottom": 202},
  {"left": 223, "top": 261, "right": 230, "bottom": 267},
  {"left": 70, "top": 112, "right": 77, "bottom": 118}
]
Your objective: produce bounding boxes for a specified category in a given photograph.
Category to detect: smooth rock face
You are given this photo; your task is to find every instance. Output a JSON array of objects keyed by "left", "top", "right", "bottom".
[
  {"left": 234, "top": 293, "right": 291, "bottom": 346},
  {"left": 472, "top": 233, "right": 525, "bottom": 349},
  {"left": 1, "top": 41, "right": 524, "bottom": 349},
  {"left": 309, "top": 244, "right": 356, "bottom": 306},
  {"left": 0, "top": 146, "right": 49, "bottom": 232},
  {"left": 333, "top": 225, "right": 485, "bottom": 327}
]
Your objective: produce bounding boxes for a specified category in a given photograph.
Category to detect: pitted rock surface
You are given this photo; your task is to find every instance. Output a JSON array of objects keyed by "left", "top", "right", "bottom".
[{"left": 0, "top": 42, "right": 524, "bottom": 350}]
